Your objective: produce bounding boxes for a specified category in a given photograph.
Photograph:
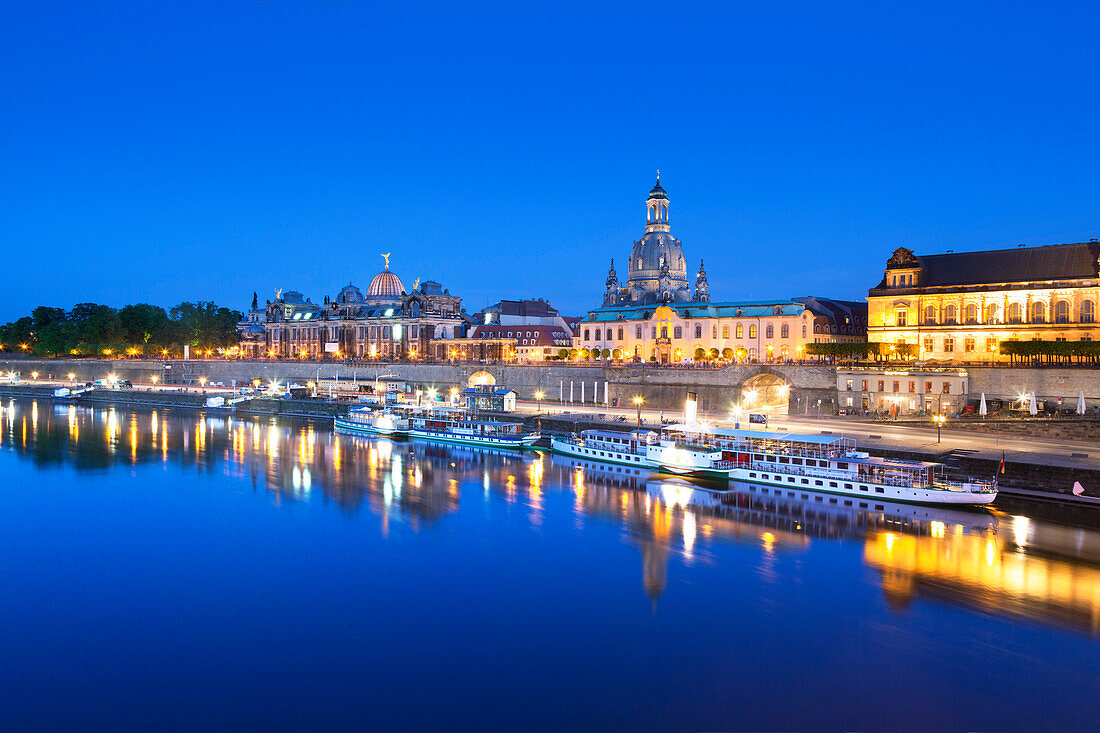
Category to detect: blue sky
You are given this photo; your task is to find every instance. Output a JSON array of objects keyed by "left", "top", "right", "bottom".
[{"left": 2, "top": 1, "right": 1098, "bottom": 320}]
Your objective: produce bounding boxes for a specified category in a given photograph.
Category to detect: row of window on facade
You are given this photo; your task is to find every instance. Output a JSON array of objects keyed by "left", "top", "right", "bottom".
[
  {"left": 918, "top": 334, "right": 1093, "bottom": 353},
  {"left": 896, "top": 300, "right": 1096, "bottom": 327},
  {"left": 583, "top": 323, "right": 803, "bottom": 341},
  {"left": 846, "top": 378, "right": 957, "bottom": 394},
  {"left": 273, "top": 324, "right": 422, "bottom": 341}
]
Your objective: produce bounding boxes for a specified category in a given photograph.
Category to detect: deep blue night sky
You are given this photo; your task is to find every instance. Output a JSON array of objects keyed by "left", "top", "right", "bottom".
[{"left": 3, "top": 1, "right": 1098, "bottom": 320}]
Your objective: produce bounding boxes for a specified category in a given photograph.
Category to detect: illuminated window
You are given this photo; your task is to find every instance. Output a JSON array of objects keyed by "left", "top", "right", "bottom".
[
  {"left": 1081, "top": 300, "right": 1095, "bottom": 323},
  {"left": 1055, "top": 300, "right": 1070, "bottom": 324},
  {"left": 749, "top": 325, "right": 757, "bottom": 339}
]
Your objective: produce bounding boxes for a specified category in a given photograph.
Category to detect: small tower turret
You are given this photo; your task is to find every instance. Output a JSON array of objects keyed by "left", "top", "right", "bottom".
[
  {"left": 603, "top": 259, "right": 620, "bottom": 306},
  {"left": 694, "top": 260, "right": 710, "bottom": 302}
]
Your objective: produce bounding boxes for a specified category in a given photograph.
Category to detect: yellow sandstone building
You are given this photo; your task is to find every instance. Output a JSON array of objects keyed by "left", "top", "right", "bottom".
[{"left": 867, "top": 242, "right": 1100, "bottom": 361}]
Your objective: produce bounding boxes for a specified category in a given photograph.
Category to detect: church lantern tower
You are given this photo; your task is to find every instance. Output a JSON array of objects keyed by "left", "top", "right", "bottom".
[{"left": 694, "top": 260, "right": 710, "bottom": 302}]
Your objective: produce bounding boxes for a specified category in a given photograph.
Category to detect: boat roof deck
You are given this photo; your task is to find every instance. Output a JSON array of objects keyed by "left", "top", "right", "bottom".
[
  {"left": 581, "top": 429, "right": 657, "bottom": 441},
  {"left": 662, "top": 424, "right": 848, "bottom": 446}
]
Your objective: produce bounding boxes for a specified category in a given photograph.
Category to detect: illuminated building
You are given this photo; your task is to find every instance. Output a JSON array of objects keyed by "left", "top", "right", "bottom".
[
  {"left": 867, "top": 242, "right": 1100, "bottom": 361},
  {"left": 577, "top": 178, "right": 866, "bottom": 363},
  {"left": 239, "top": 254, "right": 473, "bottom": 359}
]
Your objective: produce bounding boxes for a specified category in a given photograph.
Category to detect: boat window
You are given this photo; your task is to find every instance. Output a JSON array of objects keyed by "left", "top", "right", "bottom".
[
  {"left": 778, "top": 457, "right": 789, "bottom": 464},
  {"left": 801, "top": 479, "right": 808, "bottom": 484},
  {"left": 749, "top": 472, "right": 756, "bottom": 478},
  {"left": 859, "top": 485, "right": 868, "bottom": 491},
  {"left": 792, "top": 458, "right": 802, "bottom": 465},
  {"left": 844, "top": 483, "right": 852, "bottom": 489},
  {"left": 875, "top": 487, "right": 885, "bottom": 494},
  {"left": 805, "top": 460, "right": 815, "bottom": 467},
  {"left": 815, "top": 480, "right": 823, "bottom": 486},
  {"left": 837, "top": 462, "right": 848, "bottom": 470},
  {"left": 830, "top": 482, "right": 837, "bottom": 487}
]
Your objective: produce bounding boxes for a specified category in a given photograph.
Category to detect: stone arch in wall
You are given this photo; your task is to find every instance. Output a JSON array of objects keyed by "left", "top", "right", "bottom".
[
  {"left": 740, "top": 372, "right": 790, "bottom": 411},
  {"left": 467, "top": 370, "right": 496, "bottom": 387}
]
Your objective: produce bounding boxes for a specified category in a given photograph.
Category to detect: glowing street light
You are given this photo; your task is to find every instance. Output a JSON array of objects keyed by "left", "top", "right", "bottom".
[
  {"left": 19, "top": 343, "right": 30, "bottom": 351},
  {"left": 103, "top": 348, "right": 112, "bottom": 356},
  {"left": 933, "top": 414, "right": 946, "bottom": 442},
  {"left": 535, "top": 390, "right": 545, "bottom": 413},
  {"left": 31, "top": 372, "right": 38, "bottom": 380},
  {"left": 199, "top": 376, "right": 207, "bottom": 388},
  {"left": 633, "top": 395, "right": 644, "bottom": 429},
  {"left": 67, "top": 373, "right": 75, "bottom": 383}
]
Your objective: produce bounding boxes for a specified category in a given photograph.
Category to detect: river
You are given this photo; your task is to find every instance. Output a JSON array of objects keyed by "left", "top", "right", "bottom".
[{"left": 0, "top": 398, "right": 1097, "bottom": 731}]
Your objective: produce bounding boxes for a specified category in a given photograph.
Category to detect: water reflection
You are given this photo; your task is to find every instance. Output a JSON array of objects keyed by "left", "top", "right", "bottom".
[{"left": 3, "top": 398, "right": 1098, "bottom": 635}]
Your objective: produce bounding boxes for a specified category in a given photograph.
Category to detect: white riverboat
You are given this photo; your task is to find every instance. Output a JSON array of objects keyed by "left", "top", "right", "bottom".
[
  {"left": 648, "top": 424, "right": 997, "bottom": 505},
  {"left": 550, "top": 429, "right": 658, "bottom": 468},
  {"left": 403, "top": 406, "right": 539, "bottom": 449},
  {"left": 334, "top": 406, "right": 410, "bottom": 437}
]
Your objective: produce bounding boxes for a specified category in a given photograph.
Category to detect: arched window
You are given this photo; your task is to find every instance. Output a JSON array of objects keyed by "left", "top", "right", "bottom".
[
  {"left": 985, "top": 303, "right": 999, "bottom": 325},
  {"left": 944, "top": 304, "right": 956, "bottom": 324},
  {"left": 660, "top": 326, "right": 668, "bottom": 338},
  {"left": 694, "top": 325, "right": 702, "bottom": 338},
  {"left": 781, "top": 324, "right": 789, "bottom": 338},
  {"left": 1031, "top": 301, "right": 1046, "bottom": 323},
  {"left": 766, "top": 324, "right": 774, "bottom": 338},
  {"left": 1054, "top": 300, "right": 1070, "bottom": 324},
  {"left": 923, "top": 305, "right": 936, "bottom": 325},
  {"left": 606, "top": 328, "right": 613, "bottom": 340},
  {"left": 1007, "top": 302, "right": 1022, "bottom": 324},
  {"left": 964, "top": 304, "right": 978, "bottom": 324},
  {"left": 673, "top": 326, "right": 682, "bottom": 338},
  {"left": 1082, "top": 300, "right": 1096, "bottom": 324}
]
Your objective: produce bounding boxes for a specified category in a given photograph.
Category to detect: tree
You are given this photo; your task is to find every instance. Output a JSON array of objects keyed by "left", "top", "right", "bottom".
[
  {"left": 169, "top": 301, "right": 243, "bottom": 347},
  {"left": 119, "top": 304, "right": 171, "bottom": 345},
  {"left": 558, "top": 348, "right": 569, "bottom": 359}
]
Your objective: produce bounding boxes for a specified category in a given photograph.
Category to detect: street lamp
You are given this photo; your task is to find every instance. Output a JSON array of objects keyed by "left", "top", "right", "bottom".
[
  {"left": 151, "top": 375, "right": 158, "bottom": 386},
  {"left": 633, "top": 395, "right": 644, "bottom": 430},
  {"left": 933, "top": 414, "right": 945, "bottom": 442},
  {"left": 67, "top": 373, "right": 75, "bottom": 383},
  {"left": 31, "top": 372, "right": 38, "bottom": 380},
  {"left": 535, "top": 390, "right": 545, "bottom": 413},
  {"left": 199, "top": 376, "right": 207, "bottom": 389}
]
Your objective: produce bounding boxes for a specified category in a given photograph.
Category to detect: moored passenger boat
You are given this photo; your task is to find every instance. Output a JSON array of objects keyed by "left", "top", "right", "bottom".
[
  {"left": 550, "top": 429, "right": 657, "bottom": 468},
  {"left": 650, "top": 424, "right": 997, "bottom": 505},
  {"left": 334, "top": 405, "right": 410, "bottom": 437},
  {"left": 403, "top": 406, "right": 539, "bottom": 449}
]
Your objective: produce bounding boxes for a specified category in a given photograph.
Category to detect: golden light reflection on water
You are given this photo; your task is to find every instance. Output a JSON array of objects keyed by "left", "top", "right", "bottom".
[{"left": 2, "top": 398, "right": 1098, "bottom": 632}]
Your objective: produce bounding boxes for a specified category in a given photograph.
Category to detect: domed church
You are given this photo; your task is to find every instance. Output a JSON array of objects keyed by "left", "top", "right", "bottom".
[
  {"left": 603, "top": 176, "right": 704, "bottom": 306},
  {"left": 577, "top": 177, "right": 866, "bottom": 365}
]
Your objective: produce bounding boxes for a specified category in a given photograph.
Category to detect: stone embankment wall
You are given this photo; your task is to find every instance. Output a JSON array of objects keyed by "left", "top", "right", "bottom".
[
  {"left": 967, "top": 367, "right": 1100, "bottom": 405},
  {"left": 3, "top": 357, "right": 1098, "bottom": 414}
]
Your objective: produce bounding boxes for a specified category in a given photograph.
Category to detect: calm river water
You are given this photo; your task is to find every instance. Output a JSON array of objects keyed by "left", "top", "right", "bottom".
[{"left": 0, "top": 398, "right": 1097, "bottom": 731}]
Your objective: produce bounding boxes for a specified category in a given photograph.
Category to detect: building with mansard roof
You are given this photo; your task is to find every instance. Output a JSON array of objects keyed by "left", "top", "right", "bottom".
[
  {"left": 867, "top": 241, "right": 1100, "bottom": 361},
  {"left": 237, "top": 255, "right": 474, "bottom": 359}
]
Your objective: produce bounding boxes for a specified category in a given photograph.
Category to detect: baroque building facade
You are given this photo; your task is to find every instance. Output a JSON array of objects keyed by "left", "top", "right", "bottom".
[
  {"left": 867, "top": 242, "right": 1100, "bottom": 361},
  {"left": 238, "top": 255, "right": 472, "bottom": 359},
  {"left": 576, "top": 178, "right": 865, "bottom": 363}
]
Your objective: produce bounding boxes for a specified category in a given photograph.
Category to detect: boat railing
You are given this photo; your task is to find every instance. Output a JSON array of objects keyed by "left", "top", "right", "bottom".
[
  {"left": 933, "top": 478, "right": 997, "bottom": 494},
  {"left": 745, "top": 460, "right": 924, "bottom": 488}
]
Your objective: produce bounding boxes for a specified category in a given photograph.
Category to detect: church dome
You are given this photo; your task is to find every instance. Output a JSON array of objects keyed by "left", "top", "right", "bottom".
[
  {"left": 367, "top": 268, "right": 405, "bottom": 300},
  {"left": 648, "top": 179, "right": 667, "bottom": 200},
  {"left": 629, "top": 232, "right": 687, "bottom": 277}
]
